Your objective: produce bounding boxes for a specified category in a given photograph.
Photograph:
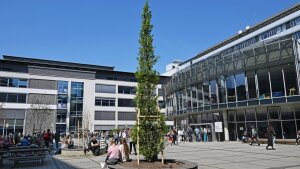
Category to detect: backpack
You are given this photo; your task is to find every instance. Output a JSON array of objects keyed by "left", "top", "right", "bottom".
[{"left": 106, "top": 158, "right": 119, "bottom": 165}]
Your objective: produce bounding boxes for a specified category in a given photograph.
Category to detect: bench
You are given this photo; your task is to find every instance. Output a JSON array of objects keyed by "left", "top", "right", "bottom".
[
  {"left": 8, "top": 146, "right": 49, "bottom": 167},
  {"left": 0, "top": 149, "right": 8, "bottom": 166}
]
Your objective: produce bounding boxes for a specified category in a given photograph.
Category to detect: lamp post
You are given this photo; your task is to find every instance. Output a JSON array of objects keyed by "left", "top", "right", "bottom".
[{"left": 5, "top": 123, "right": 9, "bottom": 136}]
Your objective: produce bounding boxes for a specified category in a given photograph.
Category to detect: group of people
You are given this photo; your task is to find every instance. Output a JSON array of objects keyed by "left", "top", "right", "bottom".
[
  {"left": 242, "top": 125, "right": 300, "bottom": 150},
  {"left": 166, "top": 126, "right": 210, "bottom": 145},
  {"left": 0, "top": 128, "right": 62, "bottom": 150}
]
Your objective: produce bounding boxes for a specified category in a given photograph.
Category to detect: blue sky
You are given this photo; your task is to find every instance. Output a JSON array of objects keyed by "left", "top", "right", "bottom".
[{"left": 0, "top": 0, "right": 299, "bottom": 73}]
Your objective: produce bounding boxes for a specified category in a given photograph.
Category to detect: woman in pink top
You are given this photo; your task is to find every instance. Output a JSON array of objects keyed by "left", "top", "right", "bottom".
[{"left": 105, "top": 140, "right": 121, "bottom": 165}]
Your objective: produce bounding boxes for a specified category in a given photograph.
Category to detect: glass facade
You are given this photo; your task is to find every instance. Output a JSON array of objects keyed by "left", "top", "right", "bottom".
[
  {"left": 70, "top": 82, "right": 84, "bottom": 132},
  {"left": 165, "top": 34, "right": 300, "bottom": 141},
  {"left": 57, "top": 81, "right": 68, "bottom": 132}
]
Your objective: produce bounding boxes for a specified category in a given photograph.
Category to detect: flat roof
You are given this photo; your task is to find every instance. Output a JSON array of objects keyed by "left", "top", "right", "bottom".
[
  {"left": 3, "top": 55, "right": 114, "bottom": 71},
  {"left": 180, "top": 3, "right": 300, "bottom": 65}
]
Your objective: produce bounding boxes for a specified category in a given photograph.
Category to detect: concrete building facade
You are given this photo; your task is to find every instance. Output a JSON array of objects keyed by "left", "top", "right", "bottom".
[{"left": 0, "top": 56, "right": 172, "bottom": 135}]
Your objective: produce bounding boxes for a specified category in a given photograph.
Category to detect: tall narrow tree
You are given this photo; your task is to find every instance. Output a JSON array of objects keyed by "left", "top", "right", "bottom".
[{"left": 134, "top": 0, "right": 168, "bottom": 162}]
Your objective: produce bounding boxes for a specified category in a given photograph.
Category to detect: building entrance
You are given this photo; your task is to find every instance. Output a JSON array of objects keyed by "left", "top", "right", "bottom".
[{"left": 190, "top": 123, "right": 216, "bottom": 142}]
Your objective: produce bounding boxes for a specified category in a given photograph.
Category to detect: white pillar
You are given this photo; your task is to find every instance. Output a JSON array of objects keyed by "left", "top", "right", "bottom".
[{"left": 223, "top": 111, "right": 229, "bottom": 141}]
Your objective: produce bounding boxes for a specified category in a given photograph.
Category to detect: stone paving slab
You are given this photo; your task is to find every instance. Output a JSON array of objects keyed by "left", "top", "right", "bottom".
[{"left": 1, "top": 142, "right": 300, "bottom": 168}]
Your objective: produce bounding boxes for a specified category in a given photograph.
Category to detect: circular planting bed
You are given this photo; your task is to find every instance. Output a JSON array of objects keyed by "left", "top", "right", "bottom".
[{"left": 107, "top": 159, "right": 198, "bottom": 169}]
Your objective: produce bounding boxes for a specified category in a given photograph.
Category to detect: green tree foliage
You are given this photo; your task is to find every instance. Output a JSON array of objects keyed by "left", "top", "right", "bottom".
[{"left": 133, "top": 0, "right": 168, "bottom": 162}]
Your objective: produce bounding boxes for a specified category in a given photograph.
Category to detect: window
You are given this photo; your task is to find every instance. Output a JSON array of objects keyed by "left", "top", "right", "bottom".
[
  {"left": 118, "top": 112, "right": 136, "bottom": 120},
  {"left": 0, "top": 78, "right": 27, "bottom": 88},
  {"left": 57, "top": 110, "right": 67, "bottom": 123},
  {"left": 0, "top": 78, "right": 8, "bottom": 86},
  {"left": 268, "top": 107, "right": 279, "bottom": 119},
  {"left": 226, "top": 75, "right": 236, "bottom": 102},
  {"left": 246, "top": 71, "right": 257, "bottom": 99},
  {"left": 210, "top": 80, "right": 218, "bottom": 103},
  {"left": 57, "top": 95, "right": 68, "bottom": 109},
  {"left": 217, "top": 76, "right": 226, "bottom": 103},
  {"left": 236, "top": 109, "right": 245, "bottom": 122},
  {"left": 281, "top": 106, "right": 295, "bottom": 120},
  {"left": 0, "top": 93, "right": 26, "bottom": 103},
  {"left": 95, "top": 98, "right": 115, "bottom": 107},
  {"left": 203, "top": 82, "right": 210, "bottom": 105},
  {"left": 257, "top": 69, "right": 271, "bottom": 99},
  {"left": 95, "top": 84, "right": 116, "bottom": 93},
  {"left": 283, "top": 64, "right": 297, "bottom": 96},
  {"left": 270, "top": 66, "right": 284, "bottom": 97},
  {"left": 94, "top": 111, "right": 115, "bottom": 120},
  {"left": 158, "top": 100, "right": 165, "bottom": 109},
  {"left": 17, "top": 94, "right": 26, "bottom": 103},
  {"left": 7, "top": 93, "right": 18, "bottom": 103},
  {"left": 197, "top": 83, "right": 203, "bottom": 107},
  {"left": 256, "top": 107, "right": 268, "bottom": 121},
  {"left": 158, "top": 89, "right": 164, "bottom": 96},
  {"left": 246, "top": 109, "right": 256, "bottom": 121},
  {"left": 58, "top": 81, "right": 68, "bottom": 94},
  {"left": 118, "top": 86, "right": 136, "bottom": 95},
  {"left": 118, "top": 99, "right": 135, "bottom": 107},
  {"left": 235, "top": 73, "right": 246, "bottom": 101}
]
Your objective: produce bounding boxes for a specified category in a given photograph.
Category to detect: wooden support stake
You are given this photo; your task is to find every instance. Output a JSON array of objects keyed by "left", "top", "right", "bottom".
[{"left": 137, "top": 109, "right": 140, "bottom": 165}]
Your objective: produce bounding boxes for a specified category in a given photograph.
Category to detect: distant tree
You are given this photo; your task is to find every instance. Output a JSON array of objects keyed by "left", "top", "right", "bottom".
[
  {"left": 133, "top": 0, "right": 168, "bottom": 162},
  {"left": 27, "top": 98, "right": 52, "bottom": 134}
]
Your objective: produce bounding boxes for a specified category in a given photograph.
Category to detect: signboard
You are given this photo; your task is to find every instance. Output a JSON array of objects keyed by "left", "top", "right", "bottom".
[{"left": 214, "top": 122, "right": 223, "bottom": 132}]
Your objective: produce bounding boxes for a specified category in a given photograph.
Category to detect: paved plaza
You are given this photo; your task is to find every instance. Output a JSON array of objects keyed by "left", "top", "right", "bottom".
[{"left": 2, "top": 142, "right": 300, "bottom": 169}]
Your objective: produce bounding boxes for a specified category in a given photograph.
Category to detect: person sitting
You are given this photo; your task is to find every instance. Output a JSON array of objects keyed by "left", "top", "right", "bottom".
[
  {"left": 105, "top": 140, "right": 121, "bottom": 165},
  {"left": 296, "top": 130, "right": 300, "bottom": 145},
  {"left": 20, "top": 137, "right": 30, "bottom": 146},
  {"left": 241, "top": 131, "right": 248, "bottom": 143},
  {"left": 89, "top": 136, "right": 100, "bottom": 156},
  {"left": 66, "top": 135, "right": 74, "bottom": 148},
  {"left": 119, "top": 138, "right": 129, "bottom": 162},
  {"left": 54, "top": 138, "right": 67, "bottom": 155},
  {"left": 0, "top": 136, "right": 5, "bottom": 149}
]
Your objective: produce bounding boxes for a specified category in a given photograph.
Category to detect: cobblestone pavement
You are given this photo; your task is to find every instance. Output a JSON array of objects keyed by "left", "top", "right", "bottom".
[{"left": 2, "top": 142, "right": 300, "bottom": 169}]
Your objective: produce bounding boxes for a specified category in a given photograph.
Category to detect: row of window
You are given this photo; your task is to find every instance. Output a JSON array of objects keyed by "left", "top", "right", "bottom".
[
  {"left": 168, "top": 64, "right": 297, "bottom": 111},
  {"left": 95, "top": 98, "right": 135, "bottom": 107},
  {"left": 94, "top": 111, "right": 137, "bottom": 120},
  {"left": 0, "top": 78, "right": 27, "bottom": 88},
  {"left": 0, "top": 93, "right": 26, "bottom": 103},
  {"left": 95, "top": 84, "right": 163, "bottom": 96}
]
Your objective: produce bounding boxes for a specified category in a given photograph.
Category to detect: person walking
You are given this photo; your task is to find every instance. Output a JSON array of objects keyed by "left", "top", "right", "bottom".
[
  {"left": 249, "top": 126, "right": 260, "bottom": 146},
  {"left": 54, "top": 131, "right": 60, "bottom": 149},
  {"left": 171, "top": 128, "right": 178, "bottom": 145},
  {"left": 194, "top": 127, "right": 200, "bottom": 142},
  {"left": 203, "top": 127, "right": 208, "bottom": 143},
  {"left": 266, "top": 124, "right": 276, "bottom": 150}
]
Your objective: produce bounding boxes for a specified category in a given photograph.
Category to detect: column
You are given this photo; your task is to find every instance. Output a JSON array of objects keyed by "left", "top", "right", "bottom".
[{"left": 223, "top": 111, "right": 229, "bottom": 141}]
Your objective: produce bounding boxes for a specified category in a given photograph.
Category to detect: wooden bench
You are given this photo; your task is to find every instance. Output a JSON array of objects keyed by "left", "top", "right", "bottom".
[{"left": 8, "top": 146, "right": 49, "bottom": 167}]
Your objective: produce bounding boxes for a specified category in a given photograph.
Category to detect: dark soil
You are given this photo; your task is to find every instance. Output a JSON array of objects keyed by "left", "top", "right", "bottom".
[{"left": 120, "top": 159, "right": 183, "bottom": 169}]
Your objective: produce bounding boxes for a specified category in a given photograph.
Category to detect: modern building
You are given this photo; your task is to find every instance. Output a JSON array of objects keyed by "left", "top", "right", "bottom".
[
  {"left": 0, "top": 55, "right": 172, "bottom": 135},
  {"left": 164, "top": 3, "right": 300, "bottom": 141}
]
